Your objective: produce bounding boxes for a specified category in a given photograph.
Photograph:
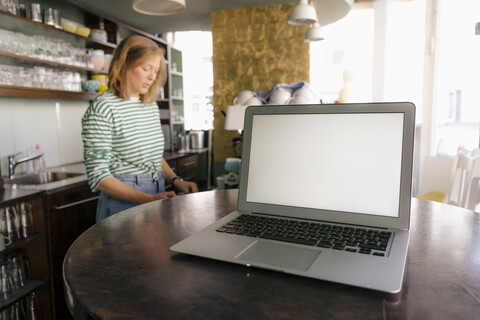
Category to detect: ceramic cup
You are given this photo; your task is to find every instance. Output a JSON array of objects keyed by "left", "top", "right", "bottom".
[
  {"left": 293, "top": 86, "right": 315, "bottom": 102},
  {"left": 288, "top": 95, "right": 313, "bottom": 105},
  {"left": 233, "top": 90, "right": 256, "bottom": 105},
  {"left": 269, "top": 87, "right": 292, "bottom": 104},
  {"left": 243, "top": 96, "right": 263, "bottom": 106}
]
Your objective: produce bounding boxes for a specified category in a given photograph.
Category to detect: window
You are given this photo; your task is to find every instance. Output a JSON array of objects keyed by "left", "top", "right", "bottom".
[
  {"left": 172, "top": 31, "right": 214, "bottom": 130},
  {"left": 309, "top": 7, "right": 374, "bottom": 104},
  {"left": 433, "top": 0, "right": 480, "bottom": 157}
]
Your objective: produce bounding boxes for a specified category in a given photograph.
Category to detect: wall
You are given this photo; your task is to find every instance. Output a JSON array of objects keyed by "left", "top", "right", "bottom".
[
  {"left": 0, "top": 98, "right": 89, "bottom": 176},
  {"left": 210, "top": 3, "right": 310, "bottom": 170}
]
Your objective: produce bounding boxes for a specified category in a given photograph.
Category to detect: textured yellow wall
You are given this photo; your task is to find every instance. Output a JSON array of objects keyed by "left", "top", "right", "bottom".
[{"left": 211, "top": 4, "right": 310, "bottom": 162}]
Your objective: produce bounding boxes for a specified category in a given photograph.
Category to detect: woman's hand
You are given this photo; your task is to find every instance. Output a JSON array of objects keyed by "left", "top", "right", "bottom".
[
  {"left": 173, "top": 180, "right": 199, "bottom": 194},
  {"left": 152, "top": 191, "right": 176, "bottom": 200}
]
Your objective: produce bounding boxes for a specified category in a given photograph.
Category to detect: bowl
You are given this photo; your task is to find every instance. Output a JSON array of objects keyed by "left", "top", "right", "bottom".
[
  {"left": 62, "top": 22, "right": 77, "bottom": 33},
  {"left": 75, "top": 27, "right": 91, "bottom": 37},
  {"left": 97, "top": 82, "right": 108, "bottom": 93},
  {"left": 82, "top": 80, "right": 100, "bottom": 92}
]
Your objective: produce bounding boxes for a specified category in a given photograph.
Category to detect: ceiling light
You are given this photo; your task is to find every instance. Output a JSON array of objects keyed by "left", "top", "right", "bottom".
[
  {"left": 288, "top": 0, "right": 317, "bottom": 25},
  {"left": 132, "top": 0, "right": 185, "bottom": 16},
  {"left": 313, "top": 0, "right": 353, "bottom": 26},
  {"left": 476, "top": 22, "right": 480, "bottom": 35},
  {"left": 305, "top": 23, "right": 324, "bottom": 42}
]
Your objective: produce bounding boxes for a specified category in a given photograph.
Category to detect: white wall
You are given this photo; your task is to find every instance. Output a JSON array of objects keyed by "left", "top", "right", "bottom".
[{"left": 0, "top": 98, "right": 89, "bottom": 176}]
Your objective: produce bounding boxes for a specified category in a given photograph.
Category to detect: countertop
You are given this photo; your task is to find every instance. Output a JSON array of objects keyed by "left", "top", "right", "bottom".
[
  {"left": 1, "top": 152, "right": 200, "bottom": 205},
  {"left": 0, "top": 162, "right": 88, "bottom": 205}
]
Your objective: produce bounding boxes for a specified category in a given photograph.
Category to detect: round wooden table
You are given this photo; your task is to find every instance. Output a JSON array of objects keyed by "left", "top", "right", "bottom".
[{"left": 63, "top": 189, "right": 480, "bottom": 319}]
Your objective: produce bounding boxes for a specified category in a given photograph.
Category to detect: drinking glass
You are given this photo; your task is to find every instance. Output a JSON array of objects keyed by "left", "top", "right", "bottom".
[
  {"left": 33, "top": 66, "right": 46, "bottom": 89},
  {"left": 4, "top": 206, "right": 20, "bottom": 244},
  {"left": 0, "top": 261, "right": 13, "bottom": 301},
  {"left": 25, "top": 292, "right": 39, "bottom": 320},
  {"left": 32, "top": 35, "right": 46, "bottom": 60},
  {"left": 8, "top": 254, "right": 25, "bottom": 290},
  {"left": 19, "top": 202, "right": 33, "bottom": 239}
]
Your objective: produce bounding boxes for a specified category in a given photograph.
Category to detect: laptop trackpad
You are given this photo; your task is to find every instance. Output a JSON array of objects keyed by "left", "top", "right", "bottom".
[{"left": 235, "top": 240, "right": 320, "bottom": 271}]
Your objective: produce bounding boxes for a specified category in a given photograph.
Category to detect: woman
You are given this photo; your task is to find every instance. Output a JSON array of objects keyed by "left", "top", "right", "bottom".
[{"left": 82, "top": 35, "right": 198, "bottom": 222}]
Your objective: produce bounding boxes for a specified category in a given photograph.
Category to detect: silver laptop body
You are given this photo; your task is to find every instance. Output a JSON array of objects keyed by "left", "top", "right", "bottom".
[{"left": 171, "top": 102, "right": 415, "bottom": 293}]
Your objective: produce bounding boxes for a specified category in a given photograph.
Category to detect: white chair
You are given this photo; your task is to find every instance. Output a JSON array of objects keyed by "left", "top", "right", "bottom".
[
  {"left": 465, "top": 155, "right": 480, "bottom": 212},
  {"left": 444, "top": 147, "right": 474, "bottom": 208}
]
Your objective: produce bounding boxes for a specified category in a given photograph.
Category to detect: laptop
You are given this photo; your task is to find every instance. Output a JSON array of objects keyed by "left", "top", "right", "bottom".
[{"left": 171, "top": 102, "right": 415, "bottom": 293}]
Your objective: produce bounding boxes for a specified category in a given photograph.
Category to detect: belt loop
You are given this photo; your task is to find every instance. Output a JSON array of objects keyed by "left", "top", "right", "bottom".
[{"left": 135, "top": 175, "right": 139, "bottom": 185}]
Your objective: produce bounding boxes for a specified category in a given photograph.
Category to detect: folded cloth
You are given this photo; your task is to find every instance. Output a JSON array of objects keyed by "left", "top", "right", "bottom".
[{"left": 255, "top": 81, "right": 310, "bottom": 103}]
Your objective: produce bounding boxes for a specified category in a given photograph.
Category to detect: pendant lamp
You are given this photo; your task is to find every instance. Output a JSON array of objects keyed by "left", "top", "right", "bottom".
[
  {"left": 288, "top": 0, "right": 317, "bottom": 25},
  {"left": 305, "top": 23, "right": 324, "bottom": 42},
  {"left": 313, "top": 0, "right": 353, "bottom": 26},
  {"left": 476, "top": 22, "right": 480, "bottom": 35},
  {"left": 132, "top": 0, "right": 185, "bottom": 16}
]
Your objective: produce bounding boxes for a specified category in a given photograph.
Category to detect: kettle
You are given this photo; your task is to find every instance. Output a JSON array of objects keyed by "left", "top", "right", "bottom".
[{"left": 189, "top": 131, "right": 204, "bottom": 149}]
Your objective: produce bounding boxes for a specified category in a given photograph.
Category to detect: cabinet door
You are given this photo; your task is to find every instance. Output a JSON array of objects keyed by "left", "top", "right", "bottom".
[
  {"left": 46, "top": 186, "right": 98, "bottom": 320},
  {"left": 177, "top": 154, "right": 198, "bottom": 183}
]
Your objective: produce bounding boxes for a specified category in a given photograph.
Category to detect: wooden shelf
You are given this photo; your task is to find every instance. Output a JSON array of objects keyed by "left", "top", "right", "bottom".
[
  {"left": 0, "top": 279, "right": 46, "bottom": 311},
  {"left": 0, "top": 9, "right": 117, "bottom": 49},
  {"left": 0, "top": 85, "right": 99, "bottom": 100},
  {"left": 0, "top": 233, "right": 42, "bottom": 255},
  {"left": 0, "top": 51, "right": 102, "bottom": 73}
]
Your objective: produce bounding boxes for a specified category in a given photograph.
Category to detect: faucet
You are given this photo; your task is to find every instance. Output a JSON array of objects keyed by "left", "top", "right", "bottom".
[{"left": 8, "top": 153, "right": 44, "bottom": 178}]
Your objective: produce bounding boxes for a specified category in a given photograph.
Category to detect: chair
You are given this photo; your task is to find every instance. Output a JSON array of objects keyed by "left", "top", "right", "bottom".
[
  {"left": 444, "top": 147, "right": 475, "bottom": 208},
  {"left": 466, "top": 156, "right": 480, "bottom": 212}
]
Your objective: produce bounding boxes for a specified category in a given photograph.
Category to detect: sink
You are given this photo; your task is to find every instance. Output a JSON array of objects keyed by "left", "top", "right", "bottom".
[{"left": 5, "top": 172, "right": 84, "bottom": 185}]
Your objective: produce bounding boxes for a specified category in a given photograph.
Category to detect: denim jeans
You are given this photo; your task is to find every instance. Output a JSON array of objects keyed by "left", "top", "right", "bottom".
[{"left": 96, "top": 172, "right": 165, "bottom": 222}]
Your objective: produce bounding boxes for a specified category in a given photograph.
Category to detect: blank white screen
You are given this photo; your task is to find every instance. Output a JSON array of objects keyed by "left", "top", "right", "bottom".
[{"left": 245, "top": 113, "right": 404, "bottom": 218}]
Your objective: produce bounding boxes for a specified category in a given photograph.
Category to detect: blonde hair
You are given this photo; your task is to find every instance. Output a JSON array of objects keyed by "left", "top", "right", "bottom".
[{"left": 109, "top": 35, "right": 167, "bottom": 103}]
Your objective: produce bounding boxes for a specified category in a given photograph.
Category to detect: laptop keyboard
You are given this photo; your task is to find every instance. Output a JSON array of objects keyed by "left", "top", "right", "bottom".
[{"left": 216, "top": 214, "right": 392, "bottom": 257}]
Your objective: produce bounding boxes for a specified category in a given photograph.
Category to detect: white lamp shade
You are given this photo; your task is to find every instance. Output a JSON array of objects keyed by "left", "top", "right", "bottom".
[
  {"left": 288, "top": 0, "right": 317, "bottom": 25},
  {"left": 132, "top": 0, "right": 185, "bottom": 16},
  {"left": 224, "top": 105, "right": 248, "bottom": 131},
  {"left": 313, "top": 0, "right": 353, "bottom": 26},
  {"left": 305, "top": 23, "right": 324, "bottom": 42}
]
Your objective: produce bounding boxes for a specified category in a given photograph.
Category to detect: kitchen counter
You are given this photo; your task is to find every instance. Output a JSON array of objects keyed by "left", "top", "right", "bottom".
[
  {"left": 0, "top": 162, "right": 87, "bottom": 206},
  {"left": 0, "top": 162, "right": 88, "bottom": 205},
  {"left": 1, "top": 152, "right": 200, "bottom": 204}
]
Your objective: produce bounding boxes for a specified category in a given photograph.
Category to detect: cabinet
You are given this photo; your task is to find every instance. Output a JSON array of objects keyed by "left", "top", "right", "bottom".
[
  {"left": 164, "top": 47, "right": 185, "bottom": 151},
  {"left": 165, "top": 153, "right": 198, "bottom": 190},
  {"left": 0, "top": 194, "right": 52, "bottom": 319},
  {"left": 44, "top": 185, "right": 98, "bottom": 320}
]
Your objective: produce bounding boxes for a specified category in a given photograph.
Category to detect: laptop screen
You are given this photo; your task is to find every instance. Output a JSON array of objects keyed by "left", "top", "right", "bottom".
[
  {"left": 245, "top": 112, "right": 404, "bottom": 218},
  {"left": 238, "top": 102, "right": 416, "bottom": 231}
]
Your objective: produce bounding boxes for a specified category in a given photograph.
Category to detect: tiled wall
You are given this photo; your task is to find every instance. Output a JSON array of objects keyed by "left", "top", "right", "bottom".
[{"left": 0, "top": 98, "right": 89, "bottom": 176}]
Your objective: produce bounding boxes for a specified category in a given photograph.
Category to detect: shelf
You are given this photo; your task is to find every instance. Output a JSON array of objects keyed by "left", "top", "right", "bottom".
[
  {"left": 0, "top": 85, "right": 99, "bottom": 100},
  {"left": 0, "top": 10, "right": 117, "bottom": 50},
  {"left": 0, "top": 233, "right": 42, "bottom": 255},
  {"left": 171, "top": 97, "right": 184, "bottom": 101},
  {"left": 0, "top": 51, "right": 102, "bottom": 73},
  {"left": 0, "top": 279, "right": 46, "bottom": 311},
  {"left": 171, "top": 71, "right": 183, "bottom": 77}
]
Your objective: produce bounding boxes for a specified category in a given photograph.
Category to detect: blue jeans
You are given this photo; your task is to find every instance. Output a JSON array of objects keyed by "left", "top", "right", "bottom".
[{"left": 96, "top": 172, "right": 165, "bottom": 222}]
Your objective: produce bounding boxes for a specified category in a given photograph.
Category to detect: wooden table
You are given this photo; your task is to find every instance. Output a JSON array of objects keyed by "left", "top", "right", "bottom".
[{"left": 63, "top": 190, "right": 480, "bottom": 319}]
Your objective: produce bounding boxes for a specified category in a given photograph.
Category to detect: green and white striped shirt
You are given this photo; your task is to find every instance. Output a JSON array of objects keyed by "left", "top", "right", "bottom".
[{"left": 82, "top": 90, "right": 164, "bottom": 191}]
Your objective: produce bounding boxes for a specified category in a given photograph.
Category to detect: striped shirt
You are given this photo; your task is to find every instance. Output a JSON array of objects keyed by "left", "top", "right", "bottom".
[{"left": 82, "top": 90, "right": 164, "bottom": 191}]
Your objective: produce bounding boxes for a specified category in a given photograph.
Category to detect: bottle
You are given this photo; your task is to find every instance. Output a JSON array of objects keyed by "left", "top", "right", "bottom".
[
  {"left": 224, "top": 158, "right": 241, "bottom": 189},
  {"left": 33, "top": 144, "right": 45, "bottom": 171}
]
